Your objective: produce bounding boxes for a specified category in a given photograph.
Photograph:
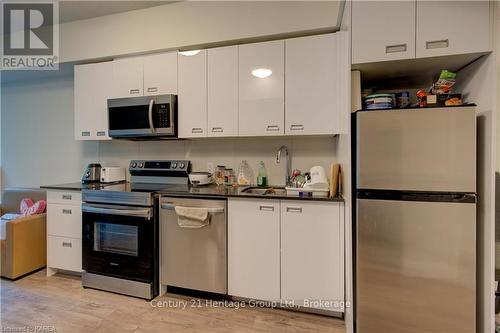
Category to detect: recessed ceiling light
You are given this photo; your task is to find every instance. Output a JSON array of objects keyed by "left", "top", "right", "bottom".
[
  {"left": 179, "top": 50, "right": 201, "bottom": 56},
  {"left": 252, "top": 68, "right": 272, "bottom": 78}
]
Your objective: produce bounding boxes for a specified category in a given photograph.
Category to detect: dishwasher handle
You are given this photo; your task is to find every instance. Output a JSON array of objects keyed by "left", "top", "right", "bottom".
[{"left": 160, "top": 203, "right": 225, "bottom": 214}]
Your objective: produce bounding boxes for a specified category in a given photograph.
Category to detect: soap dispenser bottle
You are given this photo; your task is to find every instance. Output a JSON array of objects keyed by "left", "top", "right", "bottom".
[{"left": 257, "top": 161, "right": 268, "bottom": 187}]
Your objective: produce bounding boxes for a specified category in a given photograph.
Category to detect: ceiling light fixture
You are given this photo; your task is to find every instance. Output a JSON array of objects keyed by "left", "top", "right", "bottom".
[
  {"left": 251, "top": 68, "right": 272, "bottom": 78},
  {"left": 179, "top": 50, "right": 201, "bottom": 56}
]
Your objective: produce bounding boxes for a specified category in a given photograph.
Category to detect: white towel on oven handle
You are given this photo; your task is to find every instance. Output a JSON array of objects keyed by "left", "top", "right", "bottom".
[{"left": 174, "top": 206, "right": 210, "bottom": 228}]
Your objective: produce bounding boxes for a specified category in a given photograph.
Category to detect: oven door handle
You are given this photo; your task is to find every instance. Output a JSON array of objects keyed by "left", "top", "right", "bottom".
[
  {"left": 82, "top": 203, "right": 152, "bottom": 218},
  {"left": 160, "top": 203, "right": 224, "bottom": 214},
  {"left": 148, "top": 99, "right": 155, "bottom": 133}
]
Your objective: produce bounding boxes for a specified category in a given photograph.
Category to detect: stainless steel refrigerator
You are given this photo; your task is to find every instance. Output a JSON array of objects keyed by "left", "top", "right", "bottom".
[{"left": 355, "top": 106, "right": 476, "bottom": 333}]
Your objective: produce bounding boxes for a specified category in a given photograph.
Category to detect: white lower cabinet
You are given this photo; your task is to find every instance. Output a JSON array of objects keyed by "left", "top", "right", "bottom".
[
  {"left": 228, "top": 198, "right": 345, "bottom": 312},
  {"left": 281, "top": 201, "right": 344, "bottom": 312},
  {"left": 46, "top": 190, "right": 82, "bottom": 275},
  {"left": 47, "top": 236, "right": 82, "bottom": 273},
  {"left": 228, "top": 199, "right": 281, "bottom": 301}
]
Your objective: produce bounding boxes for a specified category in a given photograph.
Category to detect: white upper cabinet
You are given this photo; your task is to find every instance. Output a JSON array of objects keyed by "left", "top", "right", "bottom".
[
  {"left": 286, "top": 33, "right": 344, "bottom": 135},
  {"left": 143, "top": 52, "right": 178, "bottom": 96},
  {"left": 74, "top": 62, "right": 112, "bottom": 140},
  {"left": 178, "top": 50, "right": 208, "bottom": 138},
  {"left": 281, "top": 201, "right": 344, "bottom": 312},
  {"left": 239, "top": 40, "right": 284, "bottom": 136},
  {"left": 352, "top": 1, "right": 416, "bottom": 64},
  {"left": 208, "top": 46, "right": 238, "bottom": 137},
  {"left": 112, "top": 56, "right": 144, "bottom": 98},
  {"left": 416, "top": 1, "right": 491, "bottom": 58}
]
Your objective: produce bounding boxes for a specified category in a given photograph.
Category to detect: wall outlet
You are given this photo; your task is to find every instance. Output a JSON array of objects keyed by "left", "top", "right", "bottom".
[{"left": 207, "top": 162, "right": 215, "bottom": 174}]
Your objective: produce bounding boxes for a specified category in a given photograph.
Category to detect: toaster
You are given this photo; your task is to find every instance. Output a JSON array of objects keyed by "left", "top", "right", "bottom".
[
  {"left": 82, "top": 163, "right": 101, "bottom": 183},
  {"left": 100, "top": 167, "right": 126, "bottom": 183}
]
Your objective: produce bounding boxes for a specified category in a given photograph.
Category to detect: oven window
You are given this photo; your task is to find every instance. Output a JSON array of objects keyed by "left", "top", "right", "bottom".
[{"left": 94, "top": 223, "right": 139, "bottom": 256}]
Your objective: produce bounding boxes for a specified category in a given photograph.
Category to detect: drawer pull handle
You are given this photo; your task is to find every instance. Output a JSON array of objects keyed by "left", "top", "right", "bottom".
[
  {"left": 211, "top": 127, "right": 223, "bottom": 133},
  {"left": 62, "top": 242, "right": 72, "bottom": 248},
  {"left": 62, "top": 194, "right": 72, "bottom": 200},
  {"left": 259, "top": 205, "right": 275, "bottom": 211},
  {"left": 266, "top": 125, "right": 280, "bottom": 132},
  {"left": 426, "top": 39, "right": 449, "bottom": 50},
  {"left": 130, "top": 89, "right": 140, "bottom": 94},
  {"left": 96, "top": 131, "right": 106, "bottom": 137},
  {"left": 290, "top": 124, "right": 304, "bottom": 131},
  {"left": 109, "top": 262, "right": 119, "bottom": 266},
  {"left": 147, "top": 87, "right": 158, "bottom": 93},
  {"left": 192, "top": 128, "right": 203, "bottom": 134},
  {"left": 385, "top": 43, "right": 407, "bottom": 53},
  {"left": 62, "top": 209, "right": 72, "bottom": 215},
  {"left": 81, "top": 131, "right": 90, "bottom": 137},
  {"left": 286, "top": 207, "right": 302, "bottom": 213}
]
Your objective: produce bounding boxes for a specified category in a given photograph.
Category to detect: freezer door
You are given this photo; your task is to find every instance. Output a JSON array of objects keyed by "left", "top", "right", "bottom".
[
  {"left": 356, "top": 198, "right": 476, "bottom": 333},
  {"left": 357, "top": 107, "right": 476, "bottom": 192}
]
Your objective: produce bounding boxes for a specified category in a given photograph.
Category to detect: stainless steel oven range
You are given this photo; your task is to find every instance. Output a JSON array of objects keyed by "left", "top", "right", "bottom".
[{"left": 81, "top": 160, "right": 191, "bottom": 300}]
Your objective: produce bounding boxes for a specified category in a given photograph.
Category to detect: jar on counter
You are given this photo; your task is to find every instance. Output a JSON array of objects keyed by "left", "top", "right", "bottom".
[
  {"left": 225, "top": 168, "right": 235, "bottom": 186},
  {"left": 214, "top": 165, "right": 225, "bottom": 186}
]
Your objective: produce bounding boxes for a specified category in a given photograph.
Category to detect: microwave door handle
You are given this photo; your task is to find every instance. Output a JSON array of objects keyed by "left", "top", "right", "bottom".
[{"left": 148, "top": 99, "right": 155, "bottom": 133}]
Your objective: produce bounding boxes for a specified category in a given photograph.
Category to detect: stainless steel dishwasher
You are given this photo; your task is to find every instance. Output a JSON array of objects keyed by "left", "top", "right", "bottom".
[{"left": 160, "top": 197, "right": 227, "bottom": 295}]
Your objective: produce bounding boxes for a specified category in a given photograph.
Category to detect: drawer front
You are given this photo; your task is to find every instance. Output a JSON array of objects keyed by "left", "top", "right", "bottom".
[
  {"left": 47, "top": 191, "right": 82, "bottom": 205},
  {"left": 47, "top": 203, "right": 82, "bottom": 239},
  {"left": 47, "top": 236, "right": 82, "bottom": 272}
]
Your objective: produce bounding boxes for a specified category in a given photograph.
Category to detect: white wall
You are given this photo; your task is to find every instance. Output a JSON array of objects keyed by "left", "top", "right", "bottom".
[
  {"left": 1, "top": 64, "right": 338, "bottom": 188},
  {"left": 1, "top": 64, "right": 100, "bottom": 188},
  {"left": 59, "top": 1, "right": 343, "bottom": 63}
]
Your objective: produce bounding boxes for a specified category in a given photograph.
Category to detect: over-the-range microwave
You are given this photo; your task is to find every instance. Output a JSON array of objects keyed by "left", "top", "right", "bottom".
[{"left": 108, "top": 94, "right": 177, "bottom": 139}]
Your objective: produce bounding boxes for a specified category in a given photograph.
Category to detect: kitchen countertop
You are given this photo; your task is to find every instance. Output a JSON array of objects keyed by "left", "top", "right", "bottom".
[
  {"left": 40, "top": 181, "right": 126, "bottom": 191},
  {"left": 41, "top": 182, "right": 344, "bottom": 202}
]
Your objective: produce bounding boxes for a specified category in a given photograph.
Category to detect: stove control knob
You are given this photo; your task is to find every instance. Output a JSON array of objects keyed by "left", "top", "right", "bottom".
[
  {"left": 171, "top": 163, "right": 177, "bottom": 169},
  {"left": 179, "top": 163, "right": 185, "bottom": 169},
  {"left": 138, "top": 162, "right": 144, "bottom": 168},
  {"left": 131, "top": 162, "right": 137, "bottom": 168}
]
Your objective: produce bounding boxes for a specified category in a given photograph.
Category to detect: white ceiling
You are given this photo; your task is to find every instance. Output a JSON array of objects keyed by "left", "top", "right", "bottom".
[{"left": 59, "top": 1, "right": 173, "bottom": 23}]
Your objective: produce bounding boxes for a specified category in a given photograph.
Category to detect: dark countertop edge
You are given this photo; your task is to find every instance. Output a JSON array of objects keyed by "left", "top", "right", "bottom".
[
  {"left": 40, "top": 181, "right": 126, "bottom": 192},
  {"left": 157, "top": 191, "right": 345, "bottom": 202},
  {"left": 40, "top": 183, "right": 345, "bottom": 202},
  {"left": 41, "top": 185, "right": 84, "bottom": 191}
]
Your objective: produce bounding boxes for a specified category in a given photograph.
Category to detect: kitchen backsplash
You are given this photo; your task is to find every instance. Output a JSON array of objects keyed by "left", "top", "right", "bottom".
[{"left": 98, "top": 136, "right": 338, "bottom": 186}]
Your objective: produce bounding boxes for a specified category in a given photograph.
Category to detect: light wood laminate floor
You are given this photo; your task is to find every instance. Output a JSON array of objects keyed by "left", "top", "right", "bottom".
[{"left": 0, "top": 270, "right": 345, "bottom": 333}]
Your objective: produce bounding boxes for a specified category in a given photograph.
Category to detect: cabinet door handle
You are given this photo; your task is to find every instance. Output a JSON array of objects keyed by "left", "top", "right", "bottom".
[
  {"left": 290, "top": 124, "right": 304, "bottom": 131},
  {"left": 211, "top": 127, "right": 223, "bottom": 133},
  {"left": 62, "top": 209, "right": 72, "bottom": 215},
  {"left": 192, "top": 128, "right": 203, "bottom": 134},
  {"left": 259, "top": 205, "right": 275, "bottom": 211},
  {"left": 266, "top": 125, "right": 280, "bottom": 132},
  {"left": 81, "top": 131, "right": 90, "bottom": 137},
  {"left": 385, "top": 43, "right": 407, "bottom": 53},
  {"left": 62, "top": 194, "right": 72, "bottom": 200},
  {"left": 62, "top": 241, "right": 72, "bottom": 248},
  {"left": 286, "top": 206, "right": 302, "bottom": 213},
  {"left": 96, "top": 131, "right": 106, "bottom": 137},
  {"left": 147, "top": 87, "right": 158, "bottom": 93},
  {"left": 426, "top": 39, "right": 449, "bottom": 50},
  {"left": 129, "top": 89, "right": 140, "bottom": 94}
]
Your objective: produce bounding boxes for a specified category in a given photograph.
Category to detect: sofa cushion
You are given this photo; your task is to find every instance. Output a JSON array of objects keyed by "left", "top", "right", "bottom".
[{"left": 2, "top": 188, "right": 46, "bottom": 214}]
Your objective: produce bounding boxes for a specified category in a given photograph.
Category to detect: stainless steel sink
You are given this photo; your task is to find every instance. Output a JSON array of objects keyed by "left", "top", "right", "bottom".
[{"left": 241, "top": 187, "right": 287, "bottom": 196}]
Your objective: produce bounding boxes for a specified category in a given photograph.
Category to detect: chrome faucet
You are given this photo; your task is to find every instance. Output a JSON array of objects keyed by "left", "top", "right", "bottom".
[{"left": 276, "top": 145, "right": 291, "bottom": 186}]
